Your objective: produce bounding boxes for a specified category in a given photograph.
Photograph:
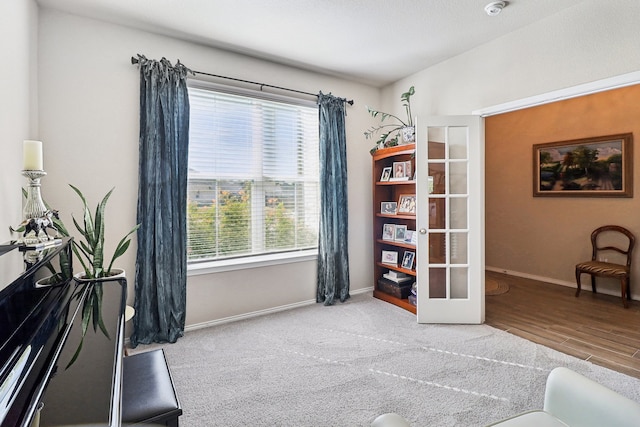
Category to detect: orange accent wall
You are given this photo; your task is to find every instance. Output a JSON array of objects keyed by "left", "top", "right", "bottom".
[{"left": 485, "top": 84, "right": 640, "bottom": 297}]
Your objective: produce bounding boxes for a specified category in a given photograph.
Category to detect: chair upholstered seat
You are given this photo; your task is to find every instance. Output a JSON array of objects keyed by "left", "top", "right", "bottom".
[
  {"left": 574, "top": 261, "right": 629, "bottom": 278},
  {"left": 575, "top": 225, "right": 635, "bottom": 308}
]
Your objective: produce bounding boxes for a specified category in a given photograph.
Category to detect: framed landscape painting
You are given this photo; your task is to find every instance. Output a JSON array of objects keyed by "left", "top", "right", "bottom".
[{"left": 533, "top": 133, "right": 633, "bottom": 197}]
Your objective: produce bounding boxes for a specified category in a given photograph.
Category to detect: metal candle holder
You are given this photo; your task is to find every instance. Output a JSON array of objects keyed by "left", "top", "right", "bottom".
[
  {"left": 20, "top": 169, "right": 51, "bottom": 248},
  {"left": 23, "top": 170, "right": 48, "bottom": 220}
]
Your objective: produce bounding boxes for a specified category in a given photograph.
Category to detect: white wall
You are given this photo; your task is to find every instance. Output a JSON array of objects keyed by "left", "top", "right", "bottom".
[
  {"left": 31, "top": 0, "right": 640, "bottom": 328},
  {"left": 381, "top": 0, "right": 640, "bottom": 118},
  {"left": 378, "top": 0, "right": 640, "bottom": 287},
  {"left": 37, "top": 8, "right": 379, "bottom": 327},
  {"left": 0, "top": 0, "right": 38, "bottom": 242}
]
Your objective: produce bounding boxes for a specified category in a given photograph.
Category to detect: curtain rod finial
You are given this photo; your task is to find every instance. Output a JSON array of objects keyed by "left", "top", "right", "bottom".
[{"left": 131, "top": 56, "right": 139, "bottom": 65}]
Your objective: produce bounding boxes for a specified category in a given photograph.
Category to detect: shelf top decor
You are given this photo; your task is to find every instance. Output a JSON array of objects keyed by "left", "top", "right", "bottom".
[{"left": 365, "top": 86, "right": 415, "bottom": 154}]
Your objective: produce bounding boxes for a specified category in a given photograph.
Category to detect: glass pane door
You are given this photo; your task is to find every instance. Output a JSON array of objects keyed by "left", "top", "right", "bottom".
[{"left": 416, "top": 116, "right": 484, "bottom": 323}]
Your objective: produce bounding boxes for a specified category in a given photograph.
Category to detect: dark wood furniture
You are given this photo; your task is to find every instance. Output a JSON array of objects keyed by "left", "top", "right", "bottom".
[
  {"left": 372, "top": 144, "right": 417, "bottom": 313},
  {"left": 0, "top": 237, "right": 129, "bottom": 426},
  {"left": 575, "top": 225, "right": 635, "bottom": 308},
  {"left": 371, "top": 141, "right": 449, "bottom": 313},
  {"left": 0, "top": 238, "right": 182, "bottom": 426}
]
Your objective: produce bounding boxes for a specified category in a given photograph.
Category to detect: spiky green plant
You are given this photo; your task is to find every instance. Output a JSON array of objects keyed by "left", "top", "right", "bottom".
[
  {"left": 62, "top": 185, "right": 139, "bottom": 368},
  {"left": 364, "top": 86, "right": 415, "bottom": 152},
  {"left": 13, "top": 186, "right": 138, "bottom": 368},
  {"left": 66, "top": 184, "right": 140, "bottom": 279}
]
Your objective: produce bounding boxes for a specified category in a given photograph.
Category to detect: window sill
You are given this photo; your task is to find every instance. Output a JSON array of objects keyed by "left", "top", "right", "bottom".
[{"left": 187, "top": 249, "right": 318, "bottom": 276}]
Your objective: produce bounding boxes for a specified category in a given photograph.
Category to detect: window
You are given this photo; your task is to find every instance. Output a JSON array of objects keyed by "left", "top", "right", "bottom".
[{"left": 187, "top": 82, "right": 319, "bottom": 265}]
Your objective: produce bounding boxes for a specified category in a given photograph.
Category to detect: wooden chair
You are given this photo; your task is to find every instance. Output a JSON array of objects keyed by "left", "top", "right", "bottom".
[{"left": 575, "top": 225, "right": 635, "bottom": 308}]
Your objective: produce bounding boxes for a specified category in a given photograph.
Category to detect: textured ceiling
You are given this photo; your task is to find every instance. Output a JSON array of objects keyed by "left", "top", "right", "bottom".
[{"left": 36, "top": 0, "right": 586, "bottom": 87}]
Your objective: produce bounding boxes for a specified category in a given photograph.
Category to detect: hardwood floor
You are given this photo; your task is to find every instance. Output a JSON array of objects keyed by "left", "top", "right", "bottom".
[{"left": 485, "top": 271, "right": 640, "bottom": 379}]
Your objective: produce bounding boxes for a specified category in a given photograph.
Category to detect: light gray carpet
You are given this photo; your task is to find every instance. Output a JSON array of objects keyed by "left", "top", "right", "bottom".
[{"left": 132, "top": 293, "right": 640, "bottom": 426}]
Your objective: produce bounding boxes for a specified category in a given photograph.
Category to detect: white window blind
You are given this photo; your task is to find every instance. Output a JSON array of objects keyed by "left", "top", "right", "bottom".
[{"left": 187, "top": 83, "right": 319, "bottom": 263}]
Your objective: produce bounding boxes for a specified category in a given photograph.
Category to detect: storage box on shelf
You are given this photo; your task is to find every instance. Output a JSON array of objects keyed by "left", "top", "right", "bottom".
[{"left": 372, "top": 144, "right": 417, "bottom": 313}]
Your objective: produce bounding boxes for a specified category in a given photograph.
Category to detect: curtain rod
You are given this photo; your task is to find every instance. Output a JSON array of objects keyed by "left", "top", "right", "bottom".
[{"left": 130, "top": 56, "right": 354, "bottom": 105}]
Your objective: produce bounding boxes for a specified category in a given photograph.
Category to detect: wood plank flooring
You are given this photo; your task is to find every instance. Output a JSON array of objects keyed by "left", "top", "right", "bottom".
[{"left": 485, "top": 271, "right": 640, "bottom": 379}]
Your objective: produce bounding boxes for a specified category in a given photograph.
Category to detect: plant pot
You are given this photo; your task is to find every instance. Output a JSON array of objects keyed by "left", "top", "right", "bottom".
[
  {"left": 401, "top": 126, "right": 415, "bottom": 144},
  {"left": 35, "top": 273, "right": 69, "bottom": 288},
  {"left": 74, "top": 268, "right": 125, "bottom": 283}
]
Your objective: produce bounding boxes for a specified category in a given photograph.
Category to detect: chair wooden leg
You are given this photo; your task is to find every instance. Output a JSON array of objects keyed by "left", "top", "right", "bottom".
[
  {"left": 590, "top": 274, "right": 597, "bottom": 293},
  {"left": 575, "top": 268, "right": 582, "bottom": 297},
  {"left": 622, "top": 278, "right": 629, "bottom": 309}
]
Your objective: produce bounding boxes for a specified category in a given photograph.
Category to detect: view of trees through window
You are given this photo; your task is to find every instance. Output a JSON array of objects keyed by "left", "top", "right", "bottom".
[{"left": 187, "top": 84, "right": 319, "bottom": 262}]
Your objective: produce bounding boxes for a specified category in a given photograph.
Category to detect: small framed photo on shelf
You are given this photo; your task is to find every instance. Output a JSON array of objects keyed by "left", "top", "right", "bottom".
[
  {"left": 382, "top": 250, "right": 398, "bottom": 266},
  {"left": 381, "top": 201, "right": 397, "bottom": 215},
  {"left": 394, "top": 224, "right": 407, "bottom": 242},
  {"left": 380, "top": 167, "right": 392, "bottom": 182},
  {"left": 382, "top": 223, "right": 395, "bottom": 241},
  {"left": 390, "top": 161, "right": 410, "bottom": 181},
  {"left": 404, "top": 230, "right": 417, "bottom": 245},
  {"left": 404, "top": 161, "right": 412, "bottom": 181},
  {"left": 398, "top": 194, "right": 416, "bottom": 215},
  {"left": 402, "top": 251, "right": 415, "bottom": 270}
]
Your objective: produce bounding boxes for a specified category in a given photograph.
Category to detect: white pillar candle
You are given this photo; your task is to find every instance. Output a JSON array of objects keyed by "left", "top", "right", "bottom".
[{"left": 23, "top": 140, "right": 43, "bottom": 170}]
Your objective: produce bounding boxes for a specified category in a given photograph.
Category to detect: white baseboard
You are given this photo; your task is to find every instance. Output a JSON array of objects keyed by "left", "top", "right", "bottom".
[
  {"left": 128, "top": 265, "right": 635, "bottom": 342},
  {"left": 486, "top": 266, "right": 576, "bottom": 288},
  {"left": 486, "top": 265, "right": 635, "bottom": 300},
  {"left": 133, "top": 266, "right": 635, "bottom": 338},
  {"left": 184, "top": 286, "right": 374, "bottom": 332}
]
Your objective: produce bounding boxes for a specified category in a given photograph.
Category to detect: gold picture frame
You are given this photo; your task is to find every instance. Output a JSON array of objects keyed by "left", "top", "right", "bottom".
[{"left": 533, "top": 133, "right": 633, "bottom": 197}]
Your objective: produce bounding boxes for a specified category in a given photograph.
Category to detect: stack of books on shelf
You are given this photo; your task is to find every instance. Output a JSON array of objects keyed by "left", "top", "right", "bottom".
[{"left": 377, "top": 271, "right": 414, "bottom": 299}]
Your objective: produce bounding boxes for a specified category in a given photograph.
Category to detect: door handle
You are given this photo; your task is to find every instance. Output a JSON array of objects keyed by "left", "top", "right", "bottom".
[{"left": 419, "top": 228, "right": 427, "bottom": 234}]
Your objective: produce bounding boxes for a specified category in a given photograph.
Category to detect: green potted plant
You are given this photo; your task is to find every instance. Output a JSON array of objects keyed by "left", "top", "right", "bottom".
[
  {"left": 57, "top": 184, "right": 140, "bottom": 279},
  {"left": 54, "top": 185, "right": 140, "bottom": 367},
  {"left": 364, "top": 86, "right": 416, "bottom": 154}
]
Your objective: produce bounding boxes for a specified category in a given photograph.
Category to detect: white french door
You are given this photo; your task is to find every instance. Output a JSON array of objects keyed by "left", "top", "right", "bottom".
[{"left": 416, "top": 116, "right": 484, "bottom": 323}]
